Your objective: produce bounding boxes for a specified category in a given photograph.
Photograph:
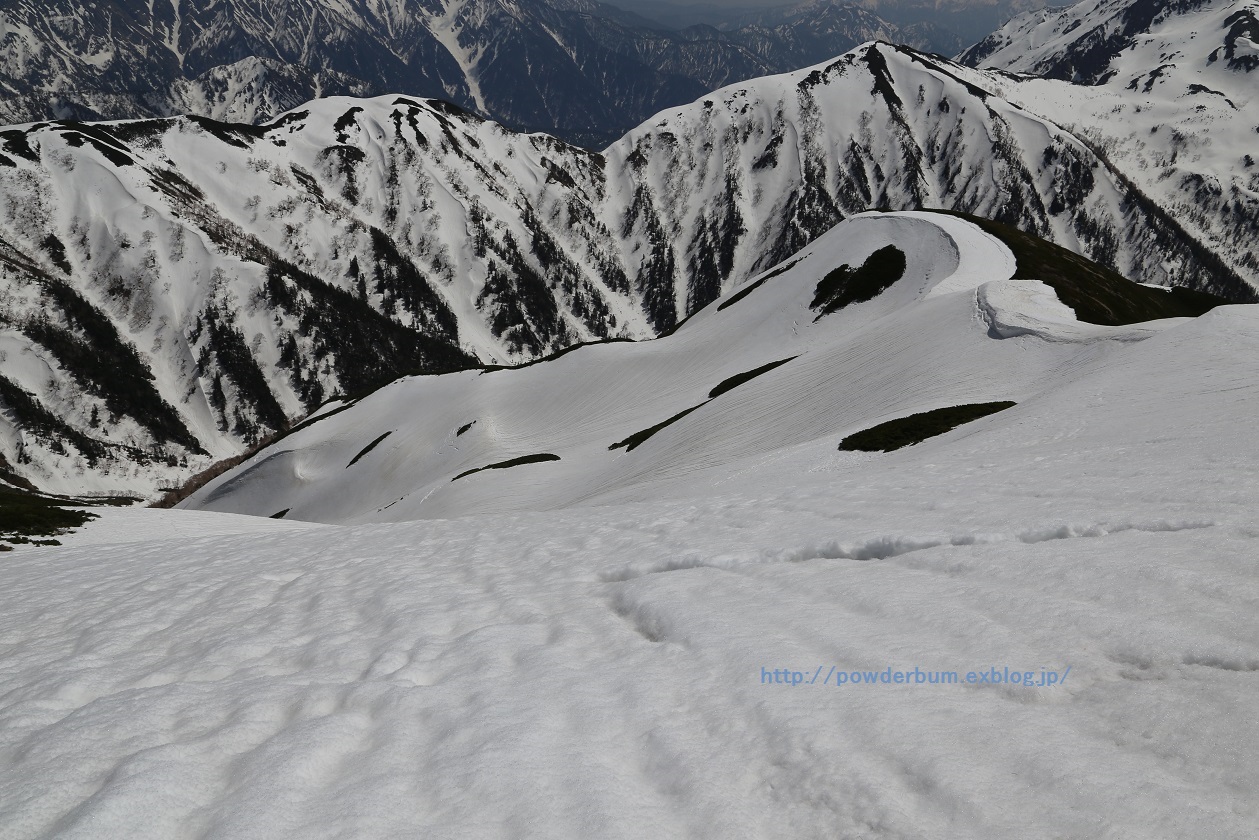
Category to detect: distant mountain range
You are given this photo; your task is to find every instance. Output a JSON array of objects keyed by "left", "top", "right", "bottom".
[
  {"left": 0, "top": 0, "right": 963, "bottom": 147},
  {"left": 613, "top": 0, "right": 1044, "bottom": 43},
  {"left": 849, "top": 0, "right": 1051, "bottom": 43}
]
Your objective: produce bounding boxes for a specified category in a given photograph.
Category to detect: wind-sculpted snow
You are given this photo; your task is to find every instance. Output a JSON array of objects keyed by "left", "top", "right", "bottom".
[
  {"left": 184, "top": 211, "right": 1234, "bottom": 524},
  {"left": 0, "top": 41, "right": 1253, "bottom": 496},
  {"left": 5, "top": 268, "right": 1259, "bottom": 838},
  {"left": 978, "top": 278, "right": 1161, "bottom": 340}
]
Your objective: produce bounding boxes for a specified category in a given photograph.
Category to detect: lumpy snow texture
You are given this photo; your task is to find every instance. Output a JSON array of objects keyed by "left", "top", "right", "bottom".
[{"left": 2, "top": 213, "right": 1259, "bottom": 837}]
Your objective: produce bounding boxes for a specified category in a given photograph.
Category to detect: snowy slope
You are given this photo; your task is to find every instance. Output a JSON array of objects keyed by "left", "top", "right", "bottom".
[
  {"left": 3, "top": 212, "right": 1258, "bottom": 838},
  {"left": 958, "top": 0, "right": 1259, "bottom": 286},
  {"left": 183, "top": 210, "right": 1213, "bottom": 523},
  {"left": 1, "top": 41, "right": 1254, "bottom": 498}
]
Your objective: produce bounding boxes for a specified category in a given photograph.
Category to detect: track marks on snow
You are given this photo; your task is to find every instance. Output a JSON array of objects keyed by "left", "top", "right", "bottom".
[
  {"left": 603, "top": 519, "right": 1216, "bottom": 581},
  {"left": 778, "top": 519, "right": 1215, "bottom": 565},
  {"left": 609, "top": 590, "right": 669, "bottom": 643},
  {"left": 1107, "top": 648, "right": 1259, "bottom": 677}
]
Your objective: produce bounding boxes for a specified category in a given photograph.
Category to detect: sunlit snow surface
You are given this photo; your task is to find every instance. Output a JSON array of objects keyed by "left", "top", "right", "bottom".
[{"left": 3, "top": 213, "right": 1259, "bottom": 838}]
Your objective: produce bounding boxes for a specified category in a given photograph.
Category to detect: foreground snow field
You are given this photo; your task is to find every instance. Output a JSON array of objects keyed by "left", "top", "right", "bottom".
[{"left": 3, "top": 213, "right": 1259, "bottom": 837}]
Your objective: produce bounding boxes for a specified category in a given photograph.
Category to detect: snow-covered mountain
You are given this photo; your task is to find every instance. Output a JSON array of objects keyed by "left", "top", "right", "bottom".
[
  {"left": 180, "top": 210, "right": 1230, "bottom": 523},
  {"left": 959, "top": 0, "right": 1258, "bottom": 82},
  {"left": 1, "top": 41, "right": 1254, "bottom": 498},
  {"left": 5, "top": 6, "right": 1259, "bottom": 832},
  {"left": 602, "top": 41, "right": 1256, "bottom": 330},
  {"left": 958, "top": 0, "right": 1259, "bottom": 336},
  {"left": 0, "top": 0, "right": 958, "bottom": 147},
  {"left": 0, "top": 97, "right": 608, "bottom": 497},
  {"left": 0, "top": 0, "right": 455, "bottom": 120}
]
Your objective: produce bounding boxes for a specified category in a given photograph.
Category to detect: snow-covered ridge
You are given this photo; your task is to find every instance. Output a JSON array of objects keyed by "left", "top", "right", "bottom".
[
  {"left": 182, "top": 210, "right": 1214, "bottom": 524},
  {"left": 0, "top": 40, "right": 1253, "bottom": 497}
]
